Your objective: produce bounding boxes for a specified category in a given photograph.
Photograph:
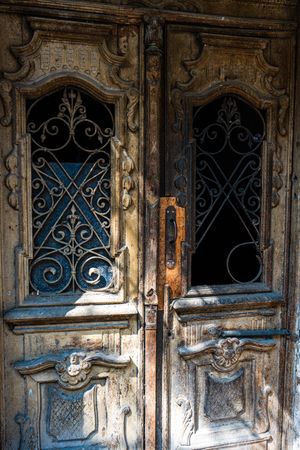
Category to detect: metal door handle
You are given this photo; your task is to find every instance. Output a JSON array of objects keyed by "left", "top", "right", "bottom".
[
  {"left": 168, "top": 218, "right": 177, "bottom": 244},
  {"left": 166, "top": 205, "right": 177, "bottom": 269}
]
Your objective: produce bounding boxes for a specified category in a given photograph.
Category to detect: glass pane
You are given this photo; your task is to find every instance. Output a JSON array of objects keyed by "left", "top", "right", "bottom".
[
  {"left": 192, "top": 95, "right": 265, "bottom": 285},
  {"left": 27, "top": 87, "right": 115, "bottom": 294}
]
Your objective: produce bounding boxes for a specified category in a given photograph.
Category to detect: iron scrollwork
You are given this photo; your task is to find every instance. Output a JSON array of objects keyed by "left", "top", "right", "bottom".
[
  {"left": 27, "top": 87, "right": 115, "bottom": 294},
  {"left": 193, "top": 96, "right": 265, "bottom": 285}
]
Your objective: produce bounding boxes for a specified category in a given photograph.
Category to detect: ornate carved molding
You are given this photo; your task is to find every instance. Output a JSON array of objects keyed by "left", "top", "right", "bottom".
[
  {"left": 176, "top": 397, "right": 195, "bottom": 446},
  {"left": 5, "top": 144, "right": 19, "bottom": 210},
  {"left": 122, "top": 148, "right": 135, "bottom": 210},
  {"left": 15, "top": 413, "right": 38, "bottom": 450},
  {"left": 178, "top": 337, "right": 276, "bottom": 372},
  {"left": 15, "top": 349, "right": 131, "bottom": 389}
]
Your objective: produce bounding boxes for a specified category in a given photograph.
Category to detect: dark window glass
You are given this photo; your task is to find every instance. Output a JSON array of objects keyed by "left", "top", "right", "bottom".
[
  {"left": 27, "top": 87, "right": 115, "bottom": 294},
  {"left": 192, "top": 95, "right": 265, "bottom": 285}
]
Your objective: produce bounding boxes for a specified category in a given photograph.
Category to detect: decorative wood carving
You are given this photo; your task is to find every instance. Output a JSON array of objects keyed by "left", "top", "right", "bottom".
[
  {"left": 178, "top": 337, "right": 276, "bottom": 371},
  {"left": 172, "top": 34, "right": 289, "bottom": 140},
  {"left": 15, "top": 349, "right": 131, "bottom": 389},
  {"left": 5, "top": 144, "right": 19, "bottom": 210},
  {"left": 122, "top": 149, "right": 135, "bottom": 210},
  {"left": 145, "top": 15, "right": 164, "bottom": 85},
  {"left": 255, "top": 385, "right": 273, "bottom": 433},
  {"left": 271, "top": 143, "right": 284, "bottom": 208},
  {"left": 15, "top": 413, "right": 38, "bottom": 450},
  {"left": 176, "top": 397, "right": 194, "bottom": 446},
  {"left": 1, "top": 18, "right": 139, "bottom": 134},
  {"left": 0, "top": 79, "right": 12, "bottom": 126},
  {"left": 127, "top": 87, "right": 139, "bottom": 133}
]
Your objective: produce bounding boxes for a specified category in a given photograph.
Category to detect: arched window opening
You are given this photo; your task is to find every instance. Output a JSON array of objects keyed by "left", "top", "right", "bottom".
[
  {"left": 191, "top": 95, "right": 265, "bottom": 286},
  {"left": 27, "top": 87, "right": 115, "bottom": 294}
]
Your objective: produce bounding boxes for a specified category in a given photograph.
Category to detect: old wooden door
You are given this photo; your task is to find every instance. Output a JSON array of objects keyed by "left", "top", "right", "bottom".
[
  {"left": 0, "top": 12, "right": 143, "bottom": 450},
  {"left": 158, "top": 20, "right": 296, "bottom": 450},
  {"left": 0, "top": 2, "right": 297, "bottom": 450}
]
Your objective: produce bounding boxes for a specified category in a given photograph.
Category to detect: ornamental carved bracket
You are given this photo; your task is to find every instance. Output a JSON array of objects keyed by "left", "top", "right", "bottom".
[
  {"left": 178, "top": 337, "right": 276, "bottom": 372},
  {"left": 15, "top": 349, "right": 131, "bottom": 390}
]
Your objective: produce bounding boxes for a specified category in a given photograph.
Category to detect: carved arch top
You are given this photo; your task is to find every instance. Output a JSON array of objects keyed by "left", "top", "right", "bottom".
[{"left": 0, "top": 17, "right": 140, "bottom": 133}]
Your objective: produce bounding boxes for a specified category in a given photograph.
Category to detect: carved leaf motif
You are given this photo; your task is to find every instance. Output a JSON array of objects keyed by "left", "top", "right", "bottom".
[{"left": 5, "top": 145, "right": 19, "bottom": 210}]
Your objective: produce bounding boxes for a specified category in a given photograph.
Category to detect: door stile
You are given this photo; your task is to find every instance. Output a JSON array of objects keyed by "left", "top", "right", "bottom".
[{"left": 143, "top": 15, "right": 164, "bottom": 450}]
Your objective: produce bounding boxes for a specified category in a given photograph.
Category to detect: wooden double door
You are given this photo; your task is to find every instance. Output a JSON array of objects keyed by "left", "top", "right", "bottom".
[{"left": 0, "top": 3, "right": 297, "bottom": 449}]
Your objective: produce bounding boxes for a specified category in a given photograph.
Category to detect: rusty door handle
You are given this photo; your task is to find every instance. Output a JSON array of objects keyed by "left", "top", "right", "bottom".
[{"left": 166, "top": 205, "right": 177, "bottom": 269}]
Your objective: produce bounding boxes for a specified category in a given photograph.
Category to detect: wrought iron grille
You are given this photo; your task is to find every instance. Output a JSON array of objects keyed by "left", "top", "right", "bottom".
[
  {"left": 27, "top": 87, "right": 115, "bottom": 294},
  {"left": 192, "top": 96, "right": 265, "bottom": 285}
]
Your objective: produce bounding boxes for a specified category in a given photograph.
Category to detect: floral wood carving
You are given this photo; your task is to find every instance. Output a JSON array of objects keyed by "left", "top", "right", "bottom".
[
  {"left": 122, "top": 149, "right": 135, "bottom": 210},
  {"left": 5, "top": 145, "right": 19, "bottom": 210},
  {"left": 178, "top": 337, "right": 276, "bottom": 372},
  {"left": 15, "top": 349, "right": 131, "bottom": 390},
  {"left": 176, "top": 397, "right": 195, "bottom": 446},
  {"left": 15, "top": 413, "right": 38, "bottom": 450}
]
